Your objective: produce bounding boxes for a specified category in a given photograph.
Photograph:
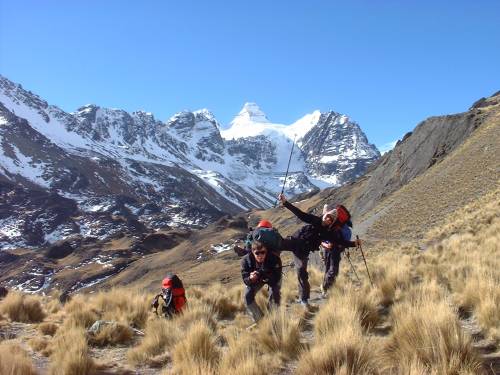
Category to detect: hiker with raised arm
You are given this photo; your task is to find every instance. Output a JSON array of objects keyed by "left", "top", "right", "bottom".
[
  {"left": 277, "top": 193, "right": 360, "bottom": 305},
  {"left": 241, "top": 240, "right": 282, "bottom": 322}
]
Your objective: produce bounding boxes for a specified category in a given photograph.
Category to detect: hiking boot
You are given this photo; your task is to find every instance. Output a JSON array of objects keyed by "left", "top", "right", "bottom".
[{"left": 247, "top": 302, "right": 264, "bottom": 323}]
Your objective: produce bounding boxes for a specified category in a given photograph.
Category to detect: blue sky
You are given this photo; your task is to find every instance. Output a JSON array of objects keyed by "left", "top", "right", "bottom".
[{"left": 1, "top": 1, "right": 499, "bottom": 151}]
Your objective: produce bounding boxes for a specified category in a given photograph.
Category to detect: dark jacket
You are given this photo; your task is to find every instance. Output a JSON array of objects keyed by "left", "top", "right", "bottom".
[
  {"left": 283, "top": 201, "right": 356, "bottom": 251},
  {"left": 241, "top": 252, "right": 282, "bottom": 286}
]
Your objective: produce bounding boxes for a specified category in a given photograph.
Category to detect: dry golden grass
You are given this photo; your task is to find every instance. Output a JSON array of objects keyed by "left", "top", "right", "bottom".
[
  {"left": 4, "top": 186, "right": 498, "bottom": 374},
  {"left": 171, "top": 320, "right": 220, "bottom": 374},
  {"left": 315, "top": 284, "right": 380, "bottom": 337},
  {"left": 127, "top": 318, "right": 181, "bottom": 365},
  {"left": 28, "top": 336, "right": 52, "bottom": 356},
  {"left": 190, "top": 284, "right": 244, "bottom": 320},
  {"left": 417, "top": 188, "right": 500, "bottom": 341},
  {"left": 296, "top": 327, "right": 381, "bottom": 375},
  {"left": 90, "top": 288, "right": 149, "bottom": 329},
  {"left": 88, "top": 322, "right": 134, "bottom": 347},
  {"left": 61, "top": 295, "right": 99, "bottom": 330},
  {"left": 384, "top": 288, "right": 482, "bottom": 374},
  {"left": 0, "top": 292, "right": 46, "bottom": 323},
  {"left": 49, "top": 326, "right": 95, "bottom": 375},
  {"left": 0, "top": 343, "right": 37, "bottom": 375},
  {"left": 38, "top": 322, "right": 59, "bottom": 336},
  {"left": 254, "top": 304, "right": 302, "bottom": 360},
  {"left": 218, "top": 328, "right": 281, "bottom": 374}
]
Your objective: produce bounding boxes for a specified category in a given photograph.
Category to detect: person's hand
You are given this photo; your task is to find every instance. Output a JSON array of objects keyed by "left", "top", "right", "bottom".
[
  {"left": 250, "top": 271, "right": 259, "bottom": 282},
  {"left": 278, "top": 193, "right": 287, "bottom": 205},
  {"left": 321, "top": 241, "right": 333, "bottom": 250},
  {"left": 355, "top": 238, "right": 362, "bottom": 247}
]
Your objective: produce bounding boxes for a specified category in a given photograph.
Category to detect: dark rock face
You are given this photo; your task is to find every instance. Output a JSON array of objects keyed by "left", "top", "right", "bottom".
[
  {"left": 300, "top": 112, "right": 380, "bottom": 185},
  {"left": 140, "top": 231, "right": 191, "bottom": 252},
  {"left": 227, "top": 135, "right": 277, "bottom": 170},
  {"left": 45, "top": 241, "right": 74, "bottom": 259}
]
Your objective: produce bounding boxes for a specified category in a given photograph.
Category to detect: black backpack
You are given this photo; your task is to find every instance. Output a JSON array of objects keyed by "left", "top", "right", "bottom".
[
  {"left": 252, "top": 227, "right": 283, "bottom": 251},
  {"left": 296, "top": 224, "right": 321, "bottom": 251}
]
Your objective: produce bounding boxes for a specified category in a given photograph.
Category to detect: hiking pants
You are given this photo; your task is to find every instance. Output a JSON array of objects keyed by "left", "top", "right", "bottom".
[
  {"left": 245, "top": 281, "right": 281, "bottom": 308},
  {"left": 293, "top": 251, "right": 310, "bottom": 302},
  {"left": 322, "top": 248, "right": 342, "bottom": 291}
]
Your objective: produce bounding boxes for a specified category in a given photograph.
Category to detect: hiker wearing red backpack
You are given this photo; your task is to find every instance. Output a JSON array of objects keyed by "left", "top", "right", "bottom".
[
  {"left": 151, "top": 273, "right": 187, "bottom": 318},
  {"left": 278, "top": 194, "right": 360, "bottom": 305}
]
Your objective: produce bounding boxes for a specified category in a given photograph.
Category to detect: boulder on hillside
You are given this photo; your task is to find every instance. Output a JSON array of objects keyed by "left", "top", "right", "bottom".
[
  {"left": 140, "top": 230, "right": 191, "bottom": 252},
  {"left": 45, "top": 241, "right": 74, "bottom": 259}
]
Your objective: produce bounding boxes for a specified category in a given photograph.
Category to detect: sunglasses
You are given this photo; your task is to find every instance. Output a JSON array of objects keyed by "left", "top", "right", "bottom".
[{"left": 253, "top": 251, "right": 267, "bottom": 256}]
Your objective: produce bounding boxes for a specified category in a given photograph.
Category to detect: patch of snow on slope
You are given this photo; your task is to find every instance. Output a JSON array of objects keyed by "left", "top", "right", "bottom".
[{"left": 0, "top": 144, "right": 51, "bottom": 187}]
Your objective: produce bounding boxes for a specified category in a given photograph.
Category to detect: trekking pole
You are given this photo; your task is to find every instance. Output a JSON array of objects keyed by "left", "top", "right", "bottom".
[
  {"left": 356, "top": 235, "right": 373, "bottom": 286},
  {"left": 274, "top": 134, "right": 297, "bottom": 207},
  {"left": 345, "top": 251, "right": 361, "bottom": 284}
]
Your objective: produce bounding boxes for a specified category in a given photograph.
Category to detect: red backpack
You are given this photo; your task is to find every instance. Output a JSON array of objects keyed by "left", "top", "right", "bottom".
[
  {"left": 151, "top": 273, "right": 186, "bottom": 317},
  {"left": 336, "top": 205, "right": 351, "bottom": 226}
]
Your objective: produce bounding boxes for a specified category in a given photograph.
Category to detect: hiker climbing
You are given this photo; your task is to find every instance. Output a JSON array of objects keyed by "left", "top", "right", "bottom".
[
  {"left": 277, "top": 194, "right": 361, "bottom": 305},
  {"left": 234, "top": 219, "right": 283, "bottom": 257},
  {"left": 151, "top": 273, "right": 187, "bottom": 318},
  {"left": 241, "top": 240, "right": 282, "bottom": 322}
]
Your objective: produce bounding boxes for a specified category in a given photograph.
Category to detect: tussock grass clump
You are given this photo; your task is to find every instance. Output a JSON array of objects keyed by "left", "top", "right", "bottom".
[
  {"left": 0, "top": 292, "right": 46, "bottom": 323},
  {"left": 127, "top": 318, "right": 181, "bottom": 365},
  {"left": 38, "top": 322, "right": 59, "bottom": 336},
  {"left": 91, "top": 288, "right": 149, "bottom": 329},
  {"left": 315, "top": 285, "right": 380, "bottom": 337},
  {"left": 219, "top": 328, "right": 281, "bottom": 374},
  {"left": 88, "top": 322, "right": 134, "bottom": 347},
  {"left": 255, "top": 305, "right": 302, "bottom": 360},
  {"left": 28, "top": 336, "right": 51, "bottom": 356},
  {"left": 220, "top": 353, "right": 279, "bottom": 375},
  {"left": 191, "top": 284, "right": 244, "bottom": 320},
  {"left": 128, "top": 299, "right": 217, "bottom": 366},
  {"left": 61, "top": 295, "right": 99, "bottom": 330},
  {"left": 175, "top": 300, "right": 217, "bottom": 331},
  {"left": 49, "top": 326, "right": 95, "bottom": 375},
  {"left": 0, "top": 343, "right": 37, "bottom": 375},
  {"left": 371, "top": 255, "right": 412, "bottom": 306},
  {"left": 384, "top": 294, "right": 482, "bottom": 374},
  {"left": 296, "top": 327, "right": 380, "bottom": 375},
  {"left": 171, "top": 320, "right": 220, "bottom": 375}
]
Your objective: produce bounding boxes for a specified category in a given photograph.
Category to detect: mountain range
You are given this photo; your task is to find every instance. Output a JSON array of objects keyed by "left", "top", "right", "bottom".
[{"left": 0, "top": 75, "right": 379, "bottom": 249}]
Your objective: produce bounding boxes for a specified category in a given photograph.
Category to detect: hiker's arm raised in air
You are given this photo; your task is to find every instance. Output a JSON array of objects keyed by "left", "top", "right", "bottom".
[{"left": 278, "top": 194, "right": 322, "bottom": 226}]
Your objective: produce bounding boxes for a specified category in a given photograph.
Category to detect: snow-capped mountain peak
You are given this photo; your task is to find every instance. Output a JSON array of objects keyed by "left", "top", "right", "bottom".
[{"left": 233, "top": 102, "right": 270, "bottom": 124}]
